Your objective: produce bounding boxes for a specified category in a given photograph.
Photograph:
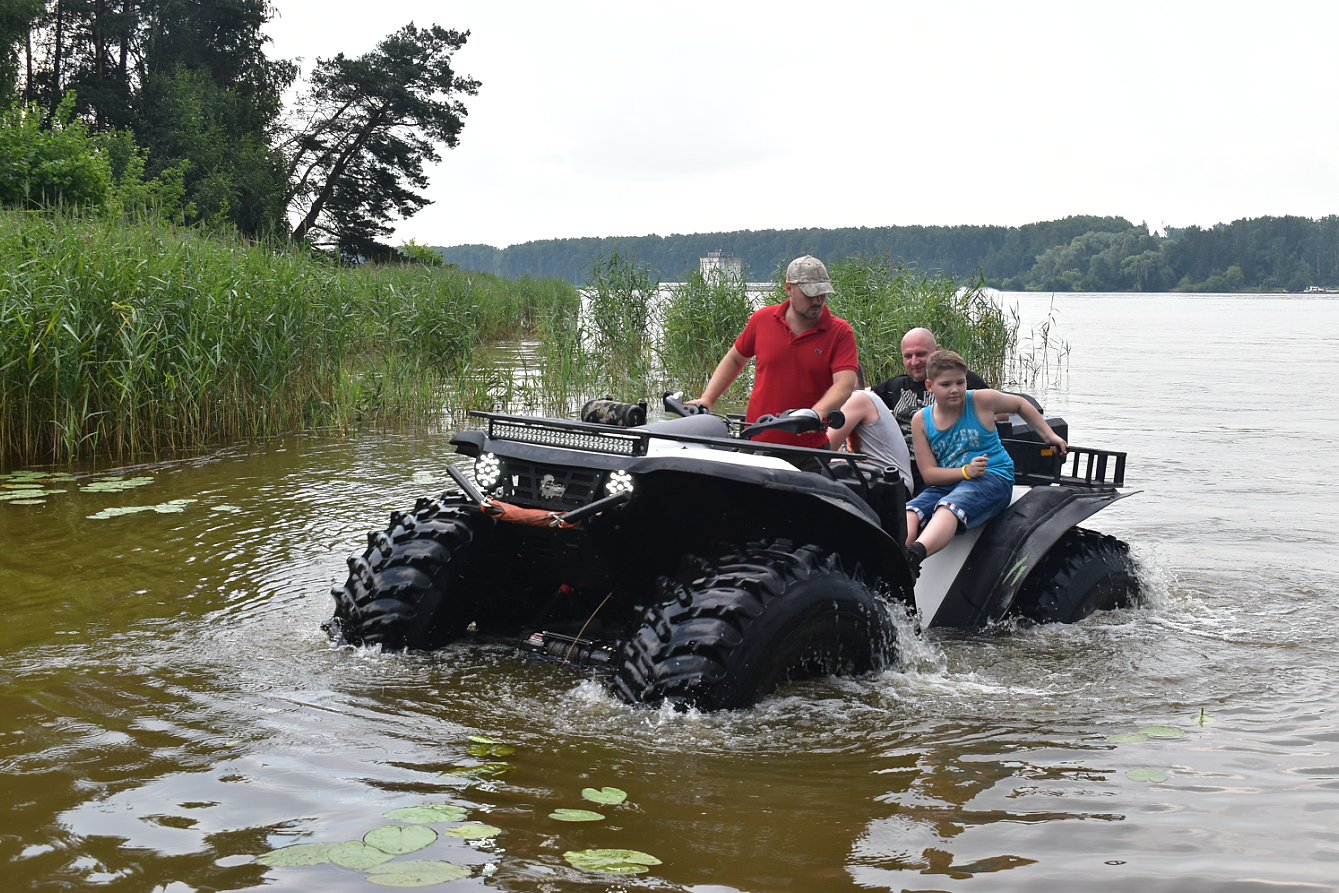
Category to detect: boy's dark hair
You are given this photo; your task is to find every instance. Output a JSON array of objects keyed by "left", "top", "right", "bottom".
[{"left": 926, "top": 349, "right": 968, "bottom": 381}]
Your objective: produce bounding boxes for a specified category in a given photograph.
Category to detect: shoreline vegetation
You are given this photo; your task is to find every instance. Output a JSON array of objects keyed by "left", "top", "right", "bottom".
[
  {"left": 1, "top": 212, "right": 1024, "bottom": 468},
  {"left": 0, "top": 210, "right": 578, "bottom": 466}
]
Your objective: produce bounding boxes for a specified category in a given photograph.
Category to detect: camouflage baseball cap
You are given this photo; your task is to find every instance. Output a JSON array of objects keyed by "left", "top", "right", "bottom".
[{"left": 785, "top": 255, "right": 835, "bottom": 298}]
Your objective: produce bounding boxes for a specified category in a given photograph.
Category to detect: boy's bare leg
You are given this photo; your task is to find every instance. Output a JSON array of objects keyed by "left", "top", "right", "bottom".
[
  {"left": 904, "top": 510, "right": 921, "bottom": 546},
  {"left": 916, "top": 506, "right": 961, "bottom": 557}
]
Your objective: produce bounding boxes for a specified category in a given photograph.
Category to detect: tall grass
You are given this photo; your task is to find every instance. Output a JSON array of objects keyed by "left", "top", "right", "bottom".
[
  {"left": 811, "top": 256, "right": 1016, "bottom": 387},
  {"left": 659, "top": 266, "right": 756, "bottom": 401},
  {"left": 582, "top": 251, "right": 657, "bottom": 385},
  {"left": 0, "top": 210, "right": 579, "bottom": 464}
]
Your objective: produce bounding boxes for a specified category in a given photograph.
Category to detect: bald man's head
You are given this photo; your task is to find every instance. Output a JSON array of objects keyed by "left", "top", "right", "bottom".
[{"left": 900, "top": 328, "right": 939, "bottom": 382}]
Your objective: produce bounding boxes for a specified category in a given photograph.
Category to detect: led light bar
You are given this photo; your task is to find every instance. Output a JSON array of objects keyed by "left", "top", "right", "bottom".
[{"left": 490, "top": 421, "right": 641, "bottom": 456}]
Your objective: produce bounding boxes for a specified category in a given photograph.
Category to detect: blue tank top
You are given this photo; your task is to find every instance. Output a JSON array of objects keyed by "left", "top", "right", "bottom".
[{"left": 921, "top": 391, "right": 1015, "bottom": 482}]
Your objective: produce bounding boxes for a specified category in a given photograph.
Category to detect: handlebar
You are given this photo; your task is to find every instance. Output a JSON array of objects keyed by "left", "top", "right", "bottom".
[
  {"left": 740, "top": 407, "right": 844, "bottom": 440},
  {"left": 664, "top": 393, "right": 843, "bottom": 440},
  {"left": 662, "top": 391, "right": 710, "bottom": 417}
]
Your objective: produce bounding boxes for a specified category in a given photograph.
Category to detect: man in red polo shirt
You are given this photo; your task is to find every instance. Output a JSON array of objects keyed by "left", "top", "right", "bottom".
[{"left": 688, "top": 255, "right": 859, "bottom": 462}]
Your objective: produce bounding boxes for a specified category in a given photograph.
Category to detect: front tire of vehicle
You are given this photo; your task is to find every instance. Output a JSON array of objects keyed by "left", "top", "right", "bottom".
[
  {"left": 325, "top": 496, "right": 493, "bottom": 650},
  {"left": 1014, "top": 527, "right": 1141, "bottom": 624},
  {"left": 612, "top": 540, "right": 897, "bottom": 711}
]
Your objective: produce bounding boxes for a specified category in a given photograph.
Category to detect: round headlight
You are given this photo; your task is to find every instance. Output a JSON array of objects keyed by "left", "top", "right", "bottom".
[
  {"left": 605, "top": 469, "right": 634, "bottom": 496},
  {"left": 474, "top": 452, "right": 503, "bottom": 491}
]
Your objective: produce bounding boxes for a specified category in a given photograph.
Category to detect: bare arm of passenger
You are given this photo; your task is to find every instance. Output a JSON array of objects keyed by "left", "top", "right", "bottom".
[
  {"left": 827, "top": 390, "right": 877, "bottom": 451},
  {"left": 973, "top": 389, "right": 1067, "bottom": 455},
  {"left": 913, "top": 412, "right": 989, "bottom": 485}
]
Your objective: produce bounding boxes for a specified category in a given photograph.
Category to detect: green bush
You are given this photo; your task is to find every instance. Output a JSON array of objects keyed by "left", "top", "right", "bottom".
[{"left": 0, "top": 96, "right": 112, "bottom": 210}]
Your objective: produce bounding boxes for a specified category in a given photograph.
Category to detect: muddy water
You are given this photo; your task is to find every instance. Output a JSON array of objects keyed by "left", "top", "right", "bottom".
[{"left": 1, "top": 294, "right": 1337, "bottom": 893}]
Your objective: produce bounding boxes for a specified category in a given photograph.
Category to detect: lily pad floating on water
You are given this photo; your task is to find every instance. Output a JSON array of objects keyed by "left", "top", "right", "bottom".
[
  {"left": 581, "top": 786, "right": 627, "bottom": 805},
  {"left": 563, "top": 848, "right": 662, "bottom": 874},
  {"left": 363, "top": 824, "right": 437, "bottom": 855},
  {"left": 365, "top": 860, "right": 470, "bottom": 887},
  {"left": 87, "top": 499, "right": 197, "bottom": 520},
  {"left": 1107, "top": 733, "right": 1149, "bottom": 744},
  {"left": 327, "top": 840, "right": 396, "bottom": 869},
  {"left": 80, "top": 476, "right": 155, "bottom": 492},
  {"left": 1193, "top": 708, "right": 1216, "bottom": 726},
  {"left": 384, "top": 804, "right": 468, "bottom": 824},
  {"left": 210, "top": 504, "right": 243, "bottom": 513},
  {"left": 256, "top": 842, "right": 335, "bottom": 866},
  {"left": 443, "top": 822, "right": 500, "bottom": 839},
  {"left": 1138, "top": 726, "right": 1185, "bottom": 739},
  {"left": 87, "top": 505, "right": 157, "bottom": 519},
  {"left": 1126, "top": 767, "right": 1169, "bottom": 783},
  {"left": 8, "top": 499, "right": 47, "bottom": 505},
  {"left": 0, "top": 488, "right": 64, "bottom": 499},
  {"left": 550, "top": 809, "right": 604, "bottom": 822}
]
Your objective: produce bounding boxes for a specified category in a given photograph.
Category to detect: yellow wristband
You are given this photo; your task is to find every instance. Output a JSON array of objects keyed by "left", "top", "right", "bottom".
[{"left": 962, "top": 465, "right": 971, "bottom": 480}]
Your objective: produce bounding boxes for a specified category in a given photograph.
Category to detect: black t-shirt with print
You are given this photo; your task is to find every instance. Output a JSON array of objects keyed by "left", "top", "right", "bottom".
[{"left": 871, "top": 370, "right": 990, "bottom": 444}]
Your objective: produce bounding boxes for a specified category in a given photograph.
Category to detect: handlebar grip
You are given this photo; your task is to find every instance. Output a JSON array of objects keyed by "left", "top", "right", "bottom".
[{"left": 663, "top": 391, "right": 707, "bottom": 417}]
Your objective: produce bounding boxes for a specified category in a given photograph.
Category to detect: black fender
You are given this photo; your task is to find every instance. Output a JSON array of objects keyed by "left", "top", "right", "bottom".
[{"left": 930, "top": 486, "right": 1133, "bottom": 628}]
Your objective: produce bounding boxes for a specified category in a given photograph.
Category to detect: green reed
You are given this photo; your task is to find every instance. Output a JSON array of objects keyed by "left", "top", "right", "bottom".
[
  {"left": 805, "top": 256, "right": 1016, "bottom": 387},
  {"left": 0, "top": 210, "right": 579, "bottom": 464},
  {"left": 659, "top": 266, "right": 756, "bottom": 401},
  {"left": 582, "top": 251, "right": 657, "bottom": 383}
]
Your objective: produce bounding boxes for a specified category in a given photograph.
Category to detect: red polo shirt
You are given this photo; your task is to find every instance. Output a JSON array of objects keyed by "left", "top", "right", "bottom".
[{"left": 734, "top": 300, "right": 860, "bottom": 448}]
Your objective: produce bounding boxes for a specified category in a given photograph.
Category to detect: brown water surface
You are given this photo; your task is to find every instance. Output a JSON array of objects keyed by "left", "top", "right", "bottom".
[{"left": 2, "top": 294, "right": 1337, "bottom": 892}]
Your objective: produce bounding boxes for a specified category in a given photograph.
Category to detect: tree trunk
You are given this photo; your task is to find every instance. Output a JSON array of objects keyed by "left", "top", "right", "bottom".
[
  {"left": 94, "top": 0, "right": 105, "bottom": 128},
  {"left": 50, "top": 0, "right": 63, "bottom": 118},
  {"left": 291, "top": 109, "right": 385, "bottom": 244}
]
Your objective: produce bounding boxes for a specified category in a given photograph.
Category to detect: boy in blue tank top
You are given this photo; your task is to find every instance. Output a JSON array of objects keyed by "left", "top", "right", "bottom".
[{"left": 905, "top": 350, "right": 1068, "bottom": 574}]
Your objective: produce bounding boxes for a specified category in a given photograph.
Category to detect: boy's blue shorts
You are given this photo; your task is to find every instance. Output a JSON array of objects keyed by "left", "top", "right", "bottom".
[{"left": 907, "top": 473, "right": 1014, "bottom": 532}]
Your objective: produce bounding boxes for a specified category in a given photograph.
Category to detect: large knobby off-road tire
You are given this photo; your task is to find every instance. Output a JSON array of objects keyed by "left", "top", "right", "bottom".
[
  {"left": 326, "top": 495, "right": 492, "bottom": 650},
  {"left": 1014, "top": 527, "right": 1141, "bottom": 624},
  {"left": 612, "top": 540, "right": 897, "bottom": 711}
]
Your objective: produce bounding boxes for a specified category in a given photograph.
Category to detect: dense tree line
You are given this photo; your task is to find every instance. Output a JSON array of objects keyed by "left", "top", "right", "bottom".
[
  {"left": 439, "top": 216, "right": 1136, "bottom": 284},
  {"left": 1, "top": 3, "right": 477, "bottom": 259},
  {"left": 440, "top": 215, "right": 1339, "bottom": 292}
]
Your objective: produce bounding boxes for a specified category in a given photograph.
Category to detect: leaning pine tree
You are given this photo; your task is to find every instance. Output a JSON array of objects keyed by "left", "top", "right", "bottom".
[{"left": 284, "top": 23, "right": 480, "bottom": 260}]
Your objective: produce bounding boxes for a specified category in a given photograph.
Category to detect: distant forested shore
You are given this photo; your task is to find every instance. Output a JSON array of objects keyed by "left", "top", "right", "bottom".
[{"left": 438, "top": 214, "right": 1339, "bottom": 293}]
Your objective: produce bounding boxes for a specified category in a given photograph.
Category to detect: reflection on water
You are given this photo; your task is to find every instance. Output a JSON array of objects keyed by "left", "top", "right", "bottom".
[{"left": 1, "top": 295, "right": 1338, "bottom": 892}]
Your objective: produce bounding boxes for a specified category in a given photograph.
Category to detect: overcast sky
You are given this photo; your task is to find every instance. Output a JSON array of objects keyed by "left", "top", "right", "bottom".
[{"left": 264, "top": 1, "right": 1339, "bottom": 249}]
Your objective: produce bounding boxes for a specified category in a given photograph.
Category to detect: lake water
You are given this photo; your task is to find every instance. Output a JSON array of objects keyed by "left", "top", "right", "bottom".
[{"left": 1, "top": 293, "right": 1337, "bottom": 892}]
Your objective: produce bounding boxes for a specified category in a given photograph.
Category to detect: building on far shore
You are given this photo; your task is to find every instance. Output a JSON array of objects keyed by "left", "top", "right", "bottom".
[{"left": 700, "top": 250, "right": 743, "bottom": 279}]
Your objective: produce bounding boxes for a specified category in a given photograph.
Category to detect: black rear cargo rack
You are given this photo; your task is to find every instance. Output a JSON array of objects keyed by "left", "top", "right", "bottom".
[{"left": 1005, "top": 441, "right": 1126, "bottom": 490}]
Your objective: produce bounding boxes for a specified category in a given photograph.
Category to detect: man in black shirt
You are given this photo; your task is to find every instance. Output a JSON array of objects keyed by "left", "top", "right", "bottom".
[{"left": 871, "top": 328, "right": 988, "bottom": 490}]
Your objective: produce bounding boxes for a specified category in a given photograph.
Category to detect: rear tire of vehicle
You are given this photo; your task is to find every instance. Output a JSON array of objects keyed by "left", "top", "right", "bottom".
[
  {"left": 1014, "top": 527, "right": 1141, "bottom": 624},
  {"left": 612, "top": 540, "right": 897, "bottom": 711},
  {"left": 325, "top": 496, "right": 492, "bottom": 650}
]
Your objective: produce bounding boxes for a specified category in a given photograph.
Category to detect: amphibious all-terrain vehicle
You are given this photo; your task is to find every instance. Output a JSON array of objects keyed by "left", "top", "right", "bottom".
[{"left": 326, "top": 395, "right": 1139, "bottom": 710}]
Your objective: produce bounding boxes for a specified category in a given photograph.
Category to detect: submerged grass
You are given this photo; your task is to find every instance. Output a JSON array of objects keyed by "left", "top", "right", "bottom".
[{"left": 0, "top": 210, "right": 579, "bottom": 464}]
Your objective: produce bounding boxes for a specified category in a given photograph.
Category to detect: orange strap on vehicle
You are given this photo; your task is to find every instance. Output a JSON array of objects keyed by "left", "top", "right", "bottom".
[{"left": 479, "top": 498, "right": 579, "bottom": 529}]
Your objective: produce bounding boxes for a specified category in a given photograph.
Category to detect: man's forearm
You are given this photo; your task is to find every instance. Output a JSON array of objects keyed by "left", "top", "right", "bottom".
[
  {"left": 697, "top": 350, "right": 747, "bottom": 409},
  {"left": 812, "top": 371, "right": 857, "bottom": 417}
]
